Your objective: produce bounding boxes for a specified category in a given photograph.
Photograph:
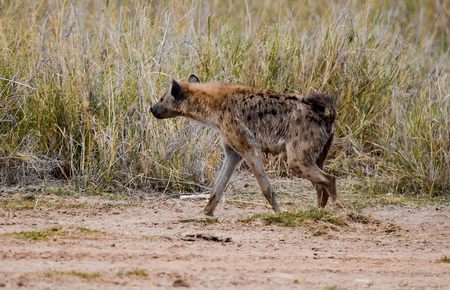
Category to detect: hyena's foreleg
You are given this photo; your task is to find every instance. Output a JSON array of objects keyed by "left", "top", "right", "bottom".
[
  {"left": 203, "top": 144, "right": 242, "bottom": 216},
  {"left": 240, "top": 150, "right": 281, "bottom": 213}
]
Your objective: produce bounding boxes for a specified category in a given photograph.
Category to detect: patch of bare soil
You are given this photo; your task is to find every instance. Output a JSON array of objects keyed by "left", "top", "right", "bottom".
[{"left": 0, "top": 194, "right": 449, "bottom": 290}]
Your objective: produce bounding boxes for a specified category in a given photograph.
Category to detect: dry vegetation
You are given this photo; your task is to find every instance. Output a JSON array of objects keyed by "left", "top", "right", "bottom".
[{"left": 0, "top": 0, "right": 448, "bottom": 196}]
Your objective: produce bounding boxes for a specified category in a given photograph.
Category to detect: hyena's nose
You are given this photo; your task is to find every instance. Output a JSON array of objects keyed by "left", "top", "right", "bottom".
[{"left": 150, "top": 105, "right": 160, "bottom": 118}]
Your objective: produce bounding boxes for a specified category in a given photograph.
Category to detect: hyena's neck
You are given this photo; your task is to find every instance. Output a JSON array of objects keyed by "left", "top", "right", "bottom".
[
  {"left": 179, "top": 83, "right": 264, "bottom": 128},
  {"left": 181, "top": 98, "right": 222, "bottom": 129}
]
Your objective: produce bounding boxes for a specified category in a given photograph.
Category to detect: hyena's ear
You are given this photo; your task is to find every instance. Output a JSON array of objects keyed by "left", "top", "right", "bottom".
[
  {"left": 171, "top": 79, "right": 185, "bottom": 101},
  {"left": 188, "top": 74, "right": 200, "bottom": 83}
]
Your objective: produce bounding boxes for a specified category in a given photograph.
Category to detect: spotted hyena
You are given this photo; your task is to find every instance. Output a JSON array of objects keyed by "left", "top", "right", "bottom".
[{"left": 151, "top": 74, "right": 341, "bottom": 216}]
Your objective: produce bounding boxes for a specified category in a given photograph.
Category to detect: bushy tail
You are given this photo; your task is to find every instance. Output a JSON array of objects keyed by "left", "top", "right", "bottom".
[{"left": 301, "top": 92, "right": 337, "bottom": 123}]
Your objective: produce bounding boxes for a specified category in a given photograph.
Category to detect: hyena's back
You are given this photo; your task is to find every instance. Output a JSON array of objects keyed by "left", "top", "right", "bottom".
[
  {"left": 216, "top": 91, "right": 298, "bottom": 153},
  {"left": 218, "top": 90, "right": 335, "bottom": 155}
]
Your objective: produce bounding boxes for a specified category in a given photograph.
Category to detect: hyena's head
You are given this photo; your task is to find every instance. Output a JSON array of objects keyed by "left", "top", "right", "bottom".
[{"left": 150, "top": 74, "right": 200, "bottom": 119}]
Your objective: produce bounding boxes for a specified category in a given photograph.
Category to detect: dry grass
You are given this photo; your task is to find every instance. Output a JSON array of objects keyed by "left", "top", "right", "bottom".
[{"left": 0, "top": 1, "right": 448, "bottom": 196}]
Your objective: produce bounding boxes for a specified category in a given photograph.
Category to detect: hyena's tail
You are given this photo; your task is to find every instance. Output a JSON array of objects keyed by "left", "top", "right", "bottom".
[{"left": 301, "top": 92, "right": 337, "bottom": 123}]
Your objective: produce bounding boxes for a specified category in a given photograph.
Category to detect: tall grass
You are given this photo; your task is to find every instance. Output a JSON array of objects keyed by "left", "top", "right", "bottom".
[{"left": 0, "top": 0, "right": 448, "bottom": 195}]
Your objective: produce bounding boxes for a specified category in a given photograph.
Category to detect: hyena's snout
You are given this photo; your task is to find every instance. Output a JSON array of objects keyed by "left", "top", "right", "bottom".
[
  {"left": 150, "top": 103, "right": 179, "bottom": 119},
  {"left": 150, "top": 104, "right": 163, "bottom": 119}
]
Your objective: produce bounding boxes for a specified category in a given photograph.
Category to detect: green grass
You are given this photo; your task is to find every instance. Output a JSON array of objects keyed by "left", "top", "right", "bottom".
[
  {"left": 15, "top": 228, "right": 68, "bottom": 241},
  {"left": 179, "top": 217, "right": 219, "bottom": 225},
  {"left": 0, "top": 1, "right": 448, "bottom": 196},
  {"left": 0, "top": 186, "right": 142, "bottom": 211},
  {"left": 323, "top": 287, "right": 345, "bottom": 290},
  {"left": 0, "top": 195, "right": 88, "bottom": 210},
  {"left": 12, "top": 226, "right": 105, "bottom": 240},
  {"left": 68, "top": 271, "right": 101, "bottom": 280},
  {"left": 241, "top": 205, "right": 380, "bottom": 228},
  {"left": 46, "top": 271, "right": 101, "bottom": 280},
  {"left": 0, "top": 194, "right": 133, "bottom": 211},
  {"left": 437, "top": 255, "right": 450, "bottom": 263},
  {"left": 0, "top": 198, "right": 38, "bottom": 210},
  {"left": 123, "top": 269, "right": 149, "bottom": 278},
  {"left": 242, "top": 209, "right": 347, "bottom": 227}
]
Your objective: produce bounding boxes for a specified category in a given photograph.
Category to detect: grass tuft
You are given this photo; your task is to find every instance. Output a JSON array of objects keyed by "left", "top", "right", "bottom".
[
  {"left": 323, "top": 286, "right": 345, "bottom": 290},
  {"left": 46, "top": 271, "right": 101, "bottom": 280},
  {"left": 0, "top": 192, "right": 137, "bottom": 211},
  {"left": 68, "top": 271, "right": 101, "bottom": 280},
  {"left": 243, "top": 209, "right": 347, "bottom": 227},
  {"left": 437, "top": 255, "right": 450, "bottom": 263},
  {"left": 15, "top": 228, "right": 67, "bottom": 241},
  {"left": 179, "top": 217, "right": 219, "bottom": 225},
  {"left": 12, "top": 226, "right": 105, "bottom": 240},
  {"left": 123, "top": 269, "right": 149, "bottom": 277}
]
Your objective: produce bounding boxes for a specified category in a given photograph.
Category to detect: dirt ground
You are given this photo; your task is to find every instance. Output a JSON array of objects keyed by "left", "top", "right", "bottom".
[{"left": 0, "top": 187, "right": 449, "bottom": 290}]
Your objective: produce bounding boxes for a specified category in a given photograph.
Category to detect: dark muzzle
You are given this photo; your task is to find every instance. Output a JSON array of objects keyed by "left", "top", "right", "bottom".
[{"left": 150, "top": 105, "right": 162, "bottom": 119}]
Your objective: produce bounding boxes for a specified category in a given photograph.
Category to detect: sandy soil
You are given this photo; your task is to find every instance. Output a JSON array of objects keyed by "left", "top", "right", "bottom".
[{"left": 0, "top": 193, "right": 449, "bottom": 290}]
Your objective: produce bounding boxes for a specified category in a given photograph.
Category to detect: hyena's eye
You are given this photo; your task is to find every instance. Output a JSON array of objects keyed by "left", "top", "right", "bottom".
[{"left": 160, "top": 97, "right": 163, "bottom": 102}]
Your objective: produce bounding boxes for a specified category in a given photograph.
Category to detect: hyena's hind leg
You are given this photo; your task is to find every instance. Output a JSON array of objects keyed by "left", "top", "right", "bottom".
[
  {"left": 287, "top": 143, "right": 341, "bottom": 208},
  {"left": 314, "top": 135, "right": 334, "bottom": 208},
  {"left": 203, "top": 144, "right": 242, "bottom": 216}
]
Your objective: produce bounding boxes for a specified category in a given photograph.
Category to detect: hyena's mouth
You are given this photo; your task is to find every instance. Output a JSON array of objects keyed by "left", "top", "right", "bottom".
[{"left": 150, "top": 105, "right": 179, "bottom": 119}]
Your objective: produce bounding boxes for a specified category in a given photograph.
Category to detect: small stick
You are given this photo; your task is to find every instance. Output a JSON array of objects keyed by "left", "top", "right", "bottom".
[{"left": 179, "top": 194, "right": 210, "bottom": 200}]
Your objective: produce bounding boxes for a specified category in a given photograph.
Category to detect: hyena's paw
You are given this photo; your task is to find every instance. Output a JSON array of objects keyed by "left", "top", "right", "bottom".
[
  {"left": 203, "top": 206, "right": 215, "bottom": 217},
  {"left": 271, "top": 204, "right": 281, "bottom": 213}
]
